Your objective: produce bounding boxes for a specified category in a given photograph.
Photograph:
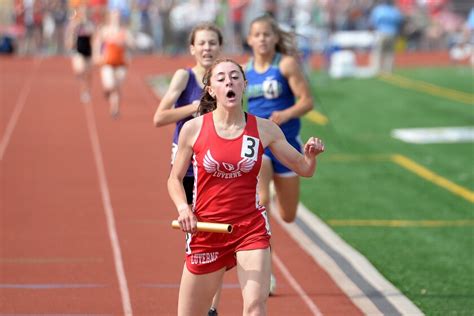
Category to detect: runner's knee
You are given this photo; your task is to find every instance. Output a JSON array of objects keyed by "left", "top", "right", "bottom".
[
  {"left": 280, "top": 210, "right": 296, "bottom": 223},
  {"left": 243, "top": 295, "right": 267, "bottom": 316}
]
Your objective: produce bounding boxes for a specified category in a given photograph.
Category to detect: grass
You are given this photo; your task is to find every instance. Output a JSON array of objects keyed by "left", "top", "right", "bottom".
[{"left": 300, "top": 67, "right": 474, "bottom": 315}]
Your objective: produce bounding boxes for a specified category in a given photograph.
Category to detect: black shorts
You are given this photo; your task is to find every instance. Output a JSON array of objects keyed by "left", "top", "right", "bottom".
[
  {"left": 183, "top": 176, "right": 194, "bottom": 205},
  {"left": 76, "top": 35, "right": 92, "bottom": 57}
]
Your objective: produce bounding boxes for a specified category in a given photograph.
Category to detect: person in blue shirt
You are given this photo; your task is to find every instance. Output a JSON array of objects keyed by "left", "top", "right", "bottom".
[
  {"left": 245, "top": 13, "right": 314, "bottom": 295},
  {"left": 467, "top": 7, "right": 474, "bottom": 31},
  {"left": 466, "top": 7, "right": 474, "bottom": 65},
  {"left": 153, "top": 22, "right": 223, "bottom": 206},
  {"left": 369, "top": 0, "right": 404, "bottom": 73}
]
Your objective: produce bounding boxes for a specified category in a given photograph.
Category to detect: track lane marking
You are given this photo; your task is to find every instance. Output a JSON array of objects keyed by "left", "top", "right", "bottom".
[
  {"left": 391, "top": 154, "right": 474, "bottom": 203},
  {"left": 305, "top": 110, "right": 329, "bottom": 125},
  {"left": 378, "top": 73, "right": 473, "bottom": 105},
  {"left": 0, "top": 257, "right": 103, "bottom": 264},
  {"left": 83, "top": 102, "right": 133, "bottom": 316},
  {"left": 295, "top": 205, "right": 423, "bottom": 315},
  {"left": 0, "top": 58, "right": 42, "bottom": 160},
  {"left": 0, "top": 283, "right": 106, "bottom": 289},
  {"left": 271, "top": 209, "right": 382, "bottom": 315},
  {"left": 328, "top": 219, "right": 474, "bottom": 227},
  {"left": 323, "top": 154, "right": 474, "bottom": 203},
  {"left": 272, "top": 251, "right": 324, "bottom": 316},
  {"left": 140, "top": 283, "right": 241, "bottom": 289}
]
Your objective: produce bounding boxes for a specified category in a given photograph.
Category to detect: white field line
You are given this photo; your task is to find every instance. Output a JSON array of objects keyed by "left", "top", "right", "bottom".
[
  {"left": 83, "top": 102, "right": 133, "bottom": 316},
  {"left": 296, "top": 204, "right": 424, "bottom": 315},
  {"left": 272, "top": 251, "right": 324, "bottom": 316},
  {"left": 271, "top": 210, "right": 383, "bottom": 315},
  {"left": 0, "top": 58, "right": 41, "bottom": 160}
]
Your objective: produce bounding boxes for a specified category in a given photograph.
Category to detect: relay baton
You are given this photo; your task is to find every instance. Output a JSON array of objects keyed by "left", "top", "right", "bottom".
[{"left": 171, "top": 220, "right": 233, "bottom": 233}]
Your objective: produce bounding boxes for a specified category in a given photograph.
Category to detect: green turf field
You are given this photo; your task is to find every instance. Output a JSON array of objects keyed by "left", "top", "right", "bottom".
[{"left": 300, "top": 66, "right": 474, "bottom": 315}]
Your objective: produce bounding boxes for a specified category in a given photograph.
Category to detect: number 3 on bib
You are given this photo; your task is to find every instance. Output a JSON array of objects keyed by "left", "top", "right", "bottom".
[{"left": 241, "top": 135, "right": 259, "bottom": 161}]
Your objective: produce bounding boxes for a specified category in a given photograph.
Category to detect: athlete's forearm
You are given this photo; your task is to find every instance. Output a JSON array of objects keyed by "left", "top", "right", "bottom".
[
  {"left": 297, "top": 137, "right": 324, "bottom": 177},
  {"left": 284, "top": 96, "right": 313, "bottom": 119},
  {"left": 154, "top": 102, "right": 198, "bottom": 127},
  {"left": 300, "top": 155, "right": 317, "bottom": 177},
  {"left": 167, "top": 177, "right": 189, "bottom": 210}
]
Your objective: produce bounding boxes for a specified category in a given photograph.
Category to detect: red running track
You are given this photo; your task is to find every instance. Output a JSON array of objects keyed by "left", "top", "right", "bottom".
[{"left": 0, "top": 55, "right": 362, "bottom": 315}]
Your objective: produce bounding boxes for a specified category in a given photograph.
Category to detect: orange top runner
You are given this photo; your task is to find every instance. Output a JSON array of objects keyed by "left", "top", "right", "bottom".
[
  {"left": 102, "top": 31, "right": 127, "bottom": 66},
  {"left": 103, "top": 42, "right": 126, "bottom": 66}
]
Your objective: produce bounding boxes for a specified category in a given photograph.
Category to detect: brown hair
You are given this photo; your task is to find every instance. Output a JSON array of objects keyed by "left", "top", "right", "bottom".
[
  {"left": 197, "top": 58, "right": 247, "bottom": 115},
  {"left": 249, "top": 14, "right": 298, "bottom": 57},
  {"left": 188, "top": 22, "right": 224, "bottom": 46}
]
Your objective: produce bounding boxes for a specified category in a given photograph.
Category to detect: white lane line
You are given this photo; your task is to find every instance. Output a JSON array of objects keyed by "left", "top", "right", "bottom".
[
  {"left": 272, "top": 251, "right": 324, "bottom": 316},
  {"left": 296, "top": 204, "right": 423, "bottom": 315},
  {"left": 83, "top": 102, "right": 133, "bottom": 316},
  {"left": 273, "top": 210, "right": 382, "bottom": 315},
  {"left": 0, "top": 283, "right": 106, "bottom": 289},
  {"left": 0, "top": 58, "right": 41, "bottom": 160}
]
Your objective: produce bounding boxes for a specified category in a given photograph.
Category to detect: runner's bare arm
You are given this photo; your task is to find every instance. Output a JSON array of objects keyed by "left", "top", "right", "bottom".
[
  {"left": 153, "top": 69, "right": 200, "bottom": 127},
  {"left": 92, "top": 28, "right": 104, "bottom": 65},
  {"left": 258, "top": 117, "right": 324, "bottom": 177},
  {"left": 269, "top": 55, "right": 313, "bottom": 125},
  {"left": 167, "top": 118, "right": 201, "bottom": 232}
]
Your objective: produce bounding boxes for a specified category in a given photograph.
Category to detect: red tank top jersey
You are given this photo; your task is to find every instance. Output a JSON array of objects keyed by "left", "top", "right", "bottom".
[{"left": 192, "top": 112, "right": 265, "bottom": 223}]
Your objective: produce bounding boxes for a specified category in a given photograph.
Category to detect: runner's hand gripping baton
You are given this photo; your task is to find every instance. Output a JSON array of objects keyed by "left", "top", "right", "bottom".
[{"left": 171, "top": 220, "right": 233, "bottom": 233}]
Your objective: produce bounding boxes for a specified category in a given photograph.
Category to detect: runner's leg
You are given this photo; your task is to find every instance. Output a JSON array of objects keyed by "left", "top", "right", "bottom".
[{"left": 178, "top": 265, "right": 226, "bottom": 316}]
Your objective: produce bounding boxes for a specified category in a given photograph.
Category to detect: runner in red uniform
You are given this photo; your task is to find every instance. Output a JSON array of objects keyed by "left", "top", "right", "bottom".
[
  {"left": 168, "top": 58, "right": 324, "bottom": 316},
  {"left": 188, "top": 110, "right": 270, "bottom": 274}
]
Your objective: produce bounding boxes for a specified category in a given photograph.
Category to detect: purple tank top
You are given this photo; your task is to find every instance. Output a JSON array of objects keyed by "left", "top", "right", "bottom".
[
  {"left": 173, "top": 69, "right": 202, "bottom": 145},
  {"left": 173, "top": 68, "right": 202, "bottom": 177}
]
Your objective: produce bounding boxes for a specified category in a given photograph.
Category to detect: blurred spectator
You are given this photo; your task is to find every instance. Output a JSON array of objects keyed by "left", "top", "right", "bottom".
[
  {"left": 135, "top": 0, "right": 152, "bottom": 36},
  {"left": 369, "top": 0, "right": 404, "bottom": 73},
  {"left": 89, "top": 0, "right": 107, "bottom": 25},
  {"left": 438, "top": 4, "right": 464, "bottom": 46},
  {"left": 157, "top": 0, "right": 174, "bottom": 53},
  {"left": 396, "top": 0, "right": 414, "bottom": 14},
  {"left": 279, "top": 0, "right": 319, "bottom": 72},
  {"left": 108, "top": 0, "right": 131, "bottom": 21},
  {"left": 0, "top": 0, "right": 17, "bottom": 55},
  {"left": 131, "top": 0, "right": 155, "bottom": 53},
  {"left": 467, "top": 7, "right": 474, "bottom": 42},
  {"left": 49, "top": 0, "right": 68, "bottom": 54},
  {"left": 169, "top": 0, "right": 219, "bottom": 54},
  {"left": 400, "top": 1, "right": 429, "bottom": 50},
  {"left": 19, "top": 0, "right": 44, "bottom": 55},
  {"left": 467, "top": 7, "right": 474, "bottom": 64},
  {"left": 419, "top": 0, "right": 448, "bottom": 18},
  {"left": 169, "top": 1, "right": 197, "bottom": 53},
  {"left": 341, "top": 0, "right": 373, "bottom": 31},
  {"left": 449, "top": 7, "right": 473, "bottom": 64},
  {"left": 0, "top": 26, "right": 16, "bottom": 54},
  {"left": 1, "top": 0, "right": 471, "bottom": 57},
  {"left": 228, "top": 0, "right": 249, "bottom": 53},
  {"left": 264, "top": 0, "right": 277, "bottom": 18}
]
